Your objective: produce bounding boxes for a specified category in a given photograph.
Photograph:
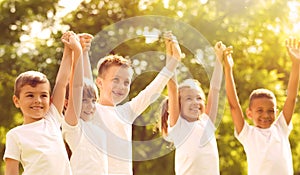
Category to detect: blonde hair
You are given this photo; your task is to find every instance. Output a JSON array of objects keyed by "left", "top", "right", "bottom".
[
  {"left": 160, "top": 79, "right": 205, "bottom": 135},
  {"left": 65, "top": 78, "right": 98, "bottom": 101},
  {"left": 97, "top": 55, "right": 132, "bottom": 78}
]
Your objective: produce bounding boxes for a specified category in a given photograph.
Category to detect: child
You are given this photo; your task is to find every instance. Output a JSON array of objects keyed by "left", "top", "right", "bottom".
[
  {"left": 3, "top": 31, "right": 82, "bottom": 175},
  {"left": 223, "top": 38, "right": 300, "bottom": 175},
  {"left": 62, "top": 33, "right": 108, "bottom": 175},
  {"left": 90, "top": 32, "right": 181, "bottom": 175},
  {"left": 161, "top": 41, "right": 225, "bottom": 175}
]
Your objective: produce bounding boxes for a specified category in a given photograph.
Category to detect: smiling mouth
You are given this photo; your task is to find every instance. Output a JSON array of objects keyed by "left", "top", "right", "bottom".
[
  {"left": 259, "top": 118, "right": 272, "bottom": 124},
  {"left": 113, "top": 91, "right": 124, "bottom": 97},
  {"left": 84, "top": 111, "right": 94, "bottom": 115},
  {"left": 31, "top": 106, "right": 43, "bottom": 110}
]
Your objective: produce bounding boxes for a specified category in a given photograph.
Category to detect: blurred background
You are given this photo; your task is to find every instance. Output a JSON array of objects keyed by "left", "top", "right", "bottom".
[{"left": 1, "top": 0, "right": 300, "bottom": 174}]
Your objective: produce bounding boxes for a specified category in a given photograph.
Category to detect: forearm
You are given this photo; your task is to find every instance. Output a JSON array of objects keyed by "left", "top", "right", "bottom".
[
  {"left": 65, "top": 53, "right": 84, "bottom": 126},
  {"left": 165, "top": 56, "right": 179, "bottom": 73},
  {"left": 225, "top": 68, "right": 244, "bottom": 133},
  {"left": 283, "top": 62, "right": 300, "bottom": 124},
  {"left": 206, "top": 58, "right": 223, "bottom": 122},
  {"left": 83, "top": 51, "right": 93, "bottom": 81},
  {"left": 168, "top": 75, "right": 180, "bottom": 127},
  {"left": 55, "top": 48, "right": 72, "bottom": 86},
  {"left": 129, "top": 67, "right": 174, "bottom": 119},
  {"left": 52, "top": 48, "right": 72, "bottom": 113}
]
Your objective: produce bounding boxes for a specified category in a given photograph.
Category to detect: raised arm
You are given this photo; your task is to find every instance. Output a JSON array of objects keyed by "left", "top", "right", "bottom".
[
  {"left": 63, "top": 33, "right": 84, "bottom": 126},
  {"left": 164, "top": 32, "right": 181, "bottom": 73},
  {"left": 51, "top": 31, "right": 73, "bottom": 113},
  {"left": 223, "top": 46, "right": 245, "bottom": 134},
  {"left": 124, "top": 32, "right": 181, "bottom": 123},
  {"left": 206, "top": 41, "right": 225, "bottom": 123},
  {"left": 283, "top": 38, "right": 300, "bottom": 125},
  {"left": 165, "top": 33, "right": 180, "bottom": 127},
  {"left": 78, "top": 33, "right": 94, "bottom": 81}
]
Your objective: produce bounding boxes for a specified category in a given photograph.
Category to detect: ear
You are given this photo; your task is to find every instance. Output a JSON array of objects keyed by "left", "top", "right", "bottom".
[
  {"left": 64, "top": 99, "right": 68, "bottom": 109},
  {"left": 13, "top": 95, "right": 20, "bottom": 108},
  {"left": 275, "top": 108, "right": 279, "bottom": 116},
  {"left": 246, "top": 107, "right": 252, "bottom": 120},
  {"left": 96, "top": 77, "right": 103, "bottom": 89}
]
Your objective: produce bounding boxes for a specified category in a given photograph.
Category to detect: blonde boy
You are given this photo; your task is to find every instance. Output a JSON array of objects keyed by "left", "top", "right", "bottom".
[{"left": 92, "top": 33, "right": 181, "bottom": 175}]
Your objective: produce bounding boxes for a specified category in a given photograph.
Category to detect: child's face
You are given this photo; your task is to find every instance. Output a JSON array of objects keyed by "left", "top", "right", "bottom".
[
  {"left": 180, "top": 87, "right": 205, "bottom": 122},
  {"left": 80, "top": 97, "right": 96, "bottom": 121},
  {"left": 13, "top": 83, "right": 50, "bottom": 124},
  {"left": 246, "top": 97, "right": 277, "bottom": 129},
  {"left": 97, "top": 65, "right": 132, "bottom": 106}
]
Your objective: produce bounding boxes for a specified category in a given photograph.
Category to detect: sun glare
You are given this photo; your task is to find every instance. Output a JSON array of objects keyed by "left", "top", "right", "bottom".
[
  {"left": 288, "top": 1, "right": 300, "bottom": 33},
  {"left": 57, "top": 0, "right": 84, "bottom": 17}
]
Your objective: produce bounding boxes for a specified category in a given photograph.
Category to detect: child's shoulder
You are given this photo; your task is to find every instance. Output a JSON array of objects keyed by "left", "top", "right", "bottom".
[{"left": 46, "top": 103, "right": 63, "bottom": 122}]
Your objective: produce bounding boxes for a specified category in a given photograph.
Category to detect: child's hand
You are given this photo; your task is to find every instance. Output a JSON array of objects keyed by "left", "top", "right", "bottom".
[
  {"left": 61, "top": 31, "right": 73, "bottom": 45},
  {"left": 286, "top": 37, "right": 300, "bottom": 63},
  {"left": 164, "top": 31, "right": 181, "bottom": 62},
  {"left": 62, "top": 32, "right": 81, "bottom": 52},
  {"left": 78, "top": 33, "right": 94, "bottom": 52},
  {"left": 223, "top": 46, "right": 234, "bottom": 69},
  {"left": 164, "top": 31, "right": 173, "bottom": 57},
  {"left": 214, "top": 41, "right": 226, "bottom": 63}
]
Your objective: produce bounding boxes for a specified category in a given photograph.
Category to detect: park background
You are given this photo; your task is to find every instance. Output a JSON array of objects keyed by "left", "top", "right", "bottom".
[{"left": 1, "top": 0, "right": 300, "bottom": 174}]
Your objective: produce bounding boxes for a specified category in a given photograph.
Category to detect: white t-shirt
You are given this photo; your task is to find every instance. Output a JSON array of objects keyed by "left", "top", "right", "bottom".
[
  {"left": 167, "top": 114, "right": 219, "bottom": 175},
  {"left": 92, "top": 67, "right": 173, "bottom": 175},
  {"left": 235, "top": 112, "right": 293, "bottom": 175},
  {"left": 3, "top": 104, "right": 72, "bottom": 175},
  {"left": 63, "top": 119, "right": 108, "bottom": 175}
]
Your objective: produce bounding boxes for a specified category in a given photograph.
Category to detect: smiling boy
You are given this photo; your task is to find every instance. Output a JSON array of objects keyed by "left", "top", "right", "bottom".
[{"left": 223, "top": 38, "right": 300, "bottom": 175}]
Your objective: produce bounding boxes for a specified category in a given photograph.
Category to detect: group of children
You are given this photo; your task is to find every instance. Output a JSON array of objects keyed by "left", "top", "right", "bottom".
[{"left": 3, "top": 29, "right": 300, "bottom": 175}]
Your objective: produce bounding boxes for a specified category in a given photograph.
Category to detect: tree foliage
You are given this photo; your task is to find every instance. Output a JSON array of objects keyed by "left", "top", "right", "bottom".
[{"left": 1, "top": 0, "right": 300, "bottom": 174}]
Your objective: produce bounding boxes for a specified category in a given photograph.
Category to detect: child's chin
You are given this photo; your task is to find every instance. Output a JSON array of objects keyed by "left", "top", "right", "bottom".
[{"left": 113, "top": 97, "right": 126, "bottom": 104}]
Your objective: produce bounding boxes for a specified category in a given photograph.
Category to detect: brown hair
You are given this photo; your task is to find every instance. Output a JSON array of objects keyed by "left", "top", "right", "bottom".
[
  {"left": 97, "top": 55, "right": 132, "bottom": 78},
  {"left": 160, "top": 99, "right": 169, "bottom": 136},
  {"left": 249, "top": 88, "right": 276, "bottom": 108},
  {"left": 65, "top": 78, "right": 98, "bottom": 101},
  {"left": 14, "top": 71, "right": 50, "bottom": 98}
]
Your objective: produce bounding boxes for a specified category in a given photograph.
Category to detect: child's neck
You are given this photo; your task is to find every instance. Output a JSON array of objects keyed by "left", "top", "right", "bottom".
[{"left": 98, "top": 99, "right": 115, "bottom": 106}]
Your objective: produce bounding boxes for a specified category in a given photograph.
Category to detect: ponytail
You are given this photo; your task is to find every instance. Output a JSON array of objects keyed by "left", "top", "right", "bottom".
[{"left": 161, "top": 99, "right": 169, "bottom": 136}]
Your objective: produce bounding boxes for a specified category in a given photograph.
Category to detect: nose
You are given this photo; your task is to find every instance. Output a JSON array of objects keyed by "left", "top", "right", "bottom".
[
  {"left": 193, "top": 98, "right": 201, "bottom": 104},
  {"left": 118, "top": 82, "right": 127, "bottom": 90},
  {"left": 86, "top": 102, "right": 94, "bottom": 109},
  {"left": 34, "top": 96, "right": 42, "bottom": 103},
  {"left": 261, "top": 111, "right": 271, "bottom": 119}
]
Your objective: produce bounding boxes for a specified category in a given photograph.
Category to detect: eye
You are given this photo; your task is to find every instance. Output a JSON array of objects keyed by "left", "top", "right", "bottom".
[
  {"left": 186, "top": 97, "right": 192, "bottom": 101},
  {"left": 26, "top": 94, "right": 34, "bottom": 98},
  {"left": 124, "top": 81, "right": 130, "bottom": 87},
  {"left": 82, "top": 99, "right": 88, "bottom": 103},
  {"left": 196, "top": 96, "right": 202, "bottom": 101},
  {"left": 41, "top": 94, "right": 49, "bottom": 98},
  {"left": 257, "top": 109, "right": 263, "bottom": 113},
  {"left": 112, "top": 78, "right": 119, "bottom": 83},
  {"left": 268, "top": 109, "right": 275, "bottom": 113}
]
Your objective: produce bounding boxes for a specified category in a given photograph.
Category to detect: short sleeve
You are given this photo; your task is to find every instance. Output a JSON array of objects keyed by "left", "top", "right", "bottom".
[
  {"left": 46, "top": 103, "right": 64, "bottom": 125},
  {"left": 234, "top": 121, "right": 250, "bottom": 144},
  {"left": 3, "top": 131, "right": 20, "bottom": 161},
  {"left": 62, "top": 120, "right": 82, "bottom": 152},
  {"left": 275, "top": 112, "right": 293, "bottom": 136},
  {"left": 167, "top": 117, "right": 193, "bottom": 147}
]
